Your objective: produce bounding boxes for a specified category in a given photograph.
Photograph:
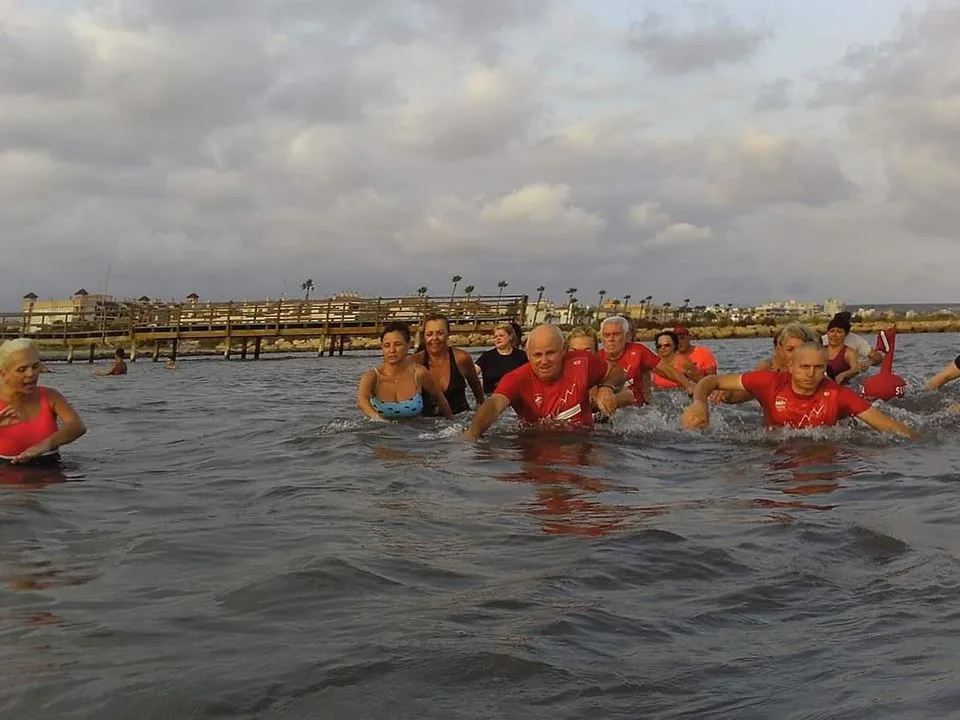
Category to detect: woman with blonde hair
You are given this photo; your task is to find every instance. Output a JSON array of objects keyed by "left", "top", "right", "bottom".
[
  {"left": 0, "top": 339, "right": 86, "bottom": 464},
  {"left": 475, "top": 323, "right": 528, "bottom": 395},
  {"left": 565, "top": 326, "right": 598, "bottom": 353}
]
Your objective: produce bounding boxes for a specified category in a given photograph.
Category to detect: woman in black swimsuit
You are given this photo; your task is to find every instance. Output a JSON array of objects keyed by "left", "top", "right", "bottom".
[{"left": 412, "top": 314, "right": 485, "bottom": 416}]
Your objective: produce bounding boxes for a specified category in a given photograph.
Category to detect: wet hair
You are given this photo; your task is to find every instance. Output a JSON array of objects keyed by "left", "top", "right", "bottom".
[
  {"left": 380, "top": 321, "right": 411, "bottom": 342},
  {"left": 422, "top": 313, "right": 450, "bottom": 330},
  {"left": 600, "top": 315, "right": 631, "bottom": 336},
  {"left": 654, "top": 331, "right": 680, "bottom": 350},
  {"left": 115, "top": 348, "right": 126, "bottom": 359},
  {"left": 827, "top": 314, "right": 851, "bottom": 333},
  {"left": 0, "top": 339, "right": 36, "bottom": 369},
  {"left": 777, "top": 322, "right": 819, "bottom": 346},
  {"left": 565, "top": 326, "right": 597, "bottom": 350}
]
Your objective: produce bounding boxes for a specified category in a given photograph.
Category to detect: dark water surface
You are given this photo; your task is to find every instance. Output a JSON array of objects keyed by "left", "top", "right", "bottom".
[{"left": 3, "top": 335, "right": 960, "bottom": 719}]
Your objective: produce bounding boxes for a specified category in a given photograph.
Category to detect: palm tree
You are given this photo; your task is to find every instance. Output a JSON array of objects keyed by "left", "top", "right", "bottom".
[
  {"left": 645, "top": 294, "right": 654, "bottom": 319},
  {"left": 301, "top": 278, "right": 315, "bottom": 301},
  {"left": 596, "top": 289, "right": 607, "bottom": 320},
  {"left": 682, "top": 297, "right": 691, "bottom": 320},
  {"left": 623, "top": 294, "right": 632, "bottom": 316},
  {"left": 533, "top": 285, "right": 546, "bottom": 324},
  {"left": 463, "top": 285, "right": 476, "bottom": 321},
  {"left": 497, "top": 280, "right": 508, "bottom": 310},
  {"left": 450, "top": 275, "right": 462, "bottom": 300},
  {"left": 417, "top": 286, "right": 428, "bottom": 297},
  {"left": 662, "top": 301, "right": 672, "bottom": 323}
]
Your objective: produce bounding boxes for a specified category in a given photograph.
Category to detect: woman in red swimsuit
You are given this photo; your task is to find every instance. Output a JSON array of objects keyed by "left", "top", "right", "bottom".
[{"left": 0, "top": 340, "right": 86, "bottom": 464}]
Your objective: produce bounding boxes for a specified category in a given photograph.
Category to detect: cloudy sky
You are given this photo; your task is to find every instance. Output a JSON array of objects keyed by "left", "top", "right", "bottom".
[{"left": 2, "top": 0, "right": 958, "bottom": 308}]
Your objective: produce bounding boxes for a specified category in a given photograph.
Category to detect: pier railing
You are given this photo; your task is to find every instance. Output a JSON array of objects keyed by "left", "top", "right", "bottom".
[{"left": 1, "top": 294, "right": 528, "bottom": 342}]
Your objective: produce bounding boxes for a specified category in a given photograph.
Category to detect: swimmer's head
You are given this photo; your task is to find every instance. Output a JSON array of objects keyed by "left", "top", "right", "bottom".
[
  {"left": 654, "top": 331, "right": 680, "bottom": 356},
  {"left": 0, "top": 339, "right": 41, "bottom": 391},
  {"left": 776, "top": 322, "right": 819, "bottom": 363},
  {"left": 600, "top": 315, "right": 631, "bottom": 358},
  {"left": 526, "top": 324, "right": 565, "bottom": 381},
  {"left": 422, "top": 313, "right": 450, "bottom": 353},
  {"left": 492, "top": 323, "right": 518, "bottom": 351},
  {"left": 115, "top": 348, "right": 126, "bottom": 359},
  {"left": 788, "top": 342, "right": 827, "bottom": 393},
  {"left": 826, "top": 314, "right": 851, "bottom": 346},
  {"left": 380, "top": 321, "right": 412, "bottom": 364},
  {"left": 566, "top": 326, "right": 597, "bottom": 353}
]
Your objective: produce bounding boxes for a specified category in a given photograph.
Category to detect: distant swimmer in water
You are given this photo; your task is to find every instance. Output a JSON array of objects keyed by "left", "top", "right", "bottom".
[
  {"left": 165, "top": 357, "right": 177, "bottom": 369},
  {"left": 651, "top": 330, "right": 701, "bottom": 391},
  {"left": 94, "top": 348, "right": 128, "bottom": 377},
  {"left": 599, "top": 316, "right": 696, "bottom": 407},
  {"left": 358, "top": 322, "right": 453, "bottom": 421},
  {"left": 565, "top": 326, "right": 634, "bottom": 411},
  {"left": 475, "top": 323, "right": 528, "bottom": 396},
  {"left": 823, "top": 314, "right": 860, "bottom": 385},
  {"left": 861, "top": 326, "right": 906, "bottom": 401},
  {"left": 464, "top": 324, "right": 626, "bottom": 440},
  {"left": 0, "top": 339, "right": 87, "bottom": 464},
  {"left": 673, "top": 325, "right": 718, "bottom": 377},
  {"left": 412, "top": 314, "right": 484, "bottom": 416},
  {"left": 821, "top": 311, "right": 883, "bottom": 370},
  {"left": 566, "top": 326, "right": 598, "bottom": 353},
  {"left": 682, "top": 342, "right": 915, "bottom": 438}
]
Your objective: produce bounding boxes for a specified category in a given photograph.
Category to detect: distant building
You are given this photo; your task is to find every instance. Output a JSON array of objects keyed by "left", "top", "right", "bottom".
[{"left": 20, "top": 289, "right": 116, "bottom": 331}]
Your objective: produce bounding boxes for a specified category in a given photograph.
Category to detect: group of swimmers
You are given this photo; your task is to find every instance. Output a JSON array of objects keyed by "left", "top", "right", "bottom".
[
  {"left": 4, "top": 311, "right": 960, "bottom": 466},
  {"left": 357, "top": 311, "right": 960, "bottom": 442}
]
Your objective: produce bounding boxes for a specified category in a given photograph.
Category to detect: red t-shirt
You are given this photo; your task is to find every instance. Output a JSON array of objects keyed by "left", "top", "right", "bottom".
[
  {"left": 741, "top": 371, "right": 871, "bottom": 428},
  {"left": 598, "top": 342, "right": 660, "bottom": 405},
  {"left": 494, "top": 350, "right": 608, "bottom": 426}
]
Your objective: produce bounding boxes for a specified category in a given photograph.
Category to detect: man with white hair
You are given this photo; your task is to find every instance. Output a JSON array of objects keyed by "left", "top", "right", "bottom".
[
  {"left": 464, "top": 324, "right": 626, "bottom": 440},
  {"left": 598, "top": 316, "right": 696, "bottom": 405}
]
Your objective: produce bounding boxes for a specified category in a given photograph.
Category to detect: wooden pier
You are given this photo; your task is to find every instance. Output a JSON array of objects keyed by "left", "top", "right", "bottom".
[{"left": 1, "top": 294, "right": 528, "bottom": 362}]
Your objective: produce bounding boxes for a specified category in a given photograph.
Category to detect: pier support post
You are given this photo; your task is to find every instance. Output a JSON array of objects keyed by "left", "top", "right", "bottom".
[
  {"left": 66, "top": 345, "right": 75, "bottom": 364},
  {"left": 170, "top": 339, "right": 178, "bottom": 361},
  {"left": 327, "top": 335, "right": 336, "bottom": 357},
  {"left": 88, "top": 343, "right": 96, "bottom": 363},
  {"left": 223, "top": 342, "right": 231, "bottom": 361},
  {"left": 254, "top": 337, "right": 262, "bottom": 360},
  {"left": 338, "top": 336, "right": 346, "bottom": 356},
  {"left": 240, "top": 339, "right": 248, "bottom": 361},
  {"left": 130, "top": 339, "right": 137, "bottom": 362},
  {"left": 153, "top": 343, "right": 161, "bottom": 362}
]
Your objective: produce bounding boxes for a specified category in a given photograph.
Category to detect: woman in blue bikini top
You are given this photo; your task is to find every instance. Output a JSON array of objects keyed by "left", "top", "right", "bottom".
[{"left": 357, "top": 322, "right": 455, "bottom": 421}]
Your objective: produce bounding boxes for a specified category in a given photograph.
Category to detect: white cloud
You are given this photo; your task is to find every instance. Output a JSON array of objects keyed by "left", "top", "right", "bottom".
[
  {"left": 1, "top": 0, "right": 958, "bottom": 306},
  {"left": 649, "top": 222, "right": 713, "bottom": 246}
]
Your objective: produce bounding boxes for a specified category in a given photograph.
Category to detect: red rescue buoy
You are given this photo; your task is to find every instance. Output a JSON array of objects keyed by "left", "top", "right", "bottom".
[{"left": 861, "top": 327, "right": 906, "bottom": 401}]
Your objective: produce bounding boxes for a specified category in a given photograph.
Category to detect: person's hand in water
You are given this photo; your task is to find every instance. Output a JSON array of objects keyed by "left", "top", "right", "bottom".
[{"left": 11, "top": 440, "right": 52, "bottom": 464}]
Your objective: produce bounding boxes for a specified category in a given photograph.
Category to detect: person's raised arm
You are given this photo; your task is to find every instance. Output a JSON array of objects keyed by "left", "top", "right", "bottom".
[
  {"left": 12, "top": 389, "right": 86, "bottom": 463},
  {"left": 682, "top": 373, "right": 748, "bottom": 430},
  {"left": 464, "top": 394, "right": 511, "bottom": 440},
  {"left": 653, "top": 358, "right": 697, "bottom": 395},
  {"left": 356, "top": 370, "right": 386, "bottom": 421},
  {"left": 457, "top": 350, "right": 485, "bottom": 406},
  {"left": 834, "top": 347, "right": 861, "bottom": 385},
  {"left": 855, "top": 406, "right": 916, "bottom": 439},
  {"left": 926, "top": 358, "right": 960, "bottom": 391},
  {"left": 419, "top": 367, "right": 454, "bottom": 420}
]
